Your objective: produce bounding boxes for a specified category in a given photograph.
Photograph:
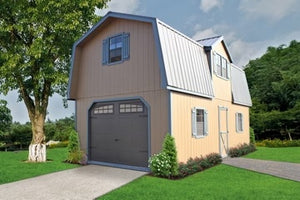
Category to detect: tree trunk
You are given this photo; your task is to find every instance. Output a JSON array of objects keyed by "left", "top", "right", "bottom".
[{"left": 28, "top": 114, "right": 46, "bottom": 162}]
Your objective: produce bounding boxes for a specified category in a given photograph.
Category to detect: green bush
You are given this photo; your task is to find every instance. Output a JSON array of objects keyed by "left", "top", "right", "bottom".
[
  {"left": 48, "top": 141, "right": 69, "bottom": 148},
  {"left": 250, "top": 127, "right": 255, "bottom": 144},
  {"left": 162, "top": 134, "right": 178, "bottom": 176},
  {"left": 256, "top": 139, "right": 300, "bottom": 147},
  {"left": 178, "top": 153, "right": 222, "bottom": 178},
  {"left": 66, "top": 129, "right": 82, "bottom": 164},
  {"left": 149, "top": 152, "right": 172, "bottom": 177},
  {"left": 149, "top": 134, "right": 178, "bottom": 178},
  {"left": 228, "top": 143, "right": 256, "bottom": 157}
]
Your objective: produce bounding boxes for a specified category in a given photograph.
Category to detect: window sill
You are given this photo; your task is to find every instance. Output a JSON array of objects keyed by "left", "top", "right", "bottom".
[
  {"left": 214, "top": 74, "right": 229, "bottom": 81},
  {"left": 193, "top": 135, "right": 208, "bottom": 139}
]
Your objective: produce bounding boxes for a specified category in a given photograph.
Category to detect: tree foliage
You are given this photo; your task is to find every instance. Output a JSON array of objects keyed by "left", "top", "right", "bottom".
[
  {"left": 0, "top": 0, "right": 109, "bottom": 159},
  {"left": 245, "top": 40, "right": 300, "bottom": 139},
  {"left": 0, "top": 99, "right": 12, "bottom": 132}
]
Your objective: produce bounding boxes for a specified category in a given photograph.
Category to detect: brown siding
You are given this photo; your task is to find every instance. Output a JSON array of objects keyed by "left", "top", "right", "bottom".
[
  {"left": 76, "top": 18, "right": 161, "bottom": 99},
  {"left": 74, "top": 19, "right": 168, "bottom": 155},
  {"left": 171, "top": 91, "right": 249, "bottom": 163}
]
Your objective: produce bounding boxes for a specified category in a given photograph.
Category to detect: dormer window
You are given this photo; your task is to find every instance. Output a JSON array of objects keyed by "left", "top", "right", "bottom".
[
  {"left": 102, "top": 33, "right": 130, "bottom": 65},
  {"left": 213, "top": 52, "right": 230, "bottom": 79}
]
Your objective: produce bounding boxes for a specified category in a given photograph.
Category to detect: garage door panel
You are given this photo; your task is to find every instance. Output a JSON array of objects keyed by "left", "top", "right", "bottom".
[{"left": 89, "top": 99, "right": 149, "bottom": 168}]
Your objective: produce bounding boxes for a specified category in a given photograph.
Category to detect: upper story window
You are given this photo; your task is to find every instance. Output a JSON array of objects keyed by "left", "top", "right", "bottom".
[
  {"left": 213, "top": 52, "right": 230, "bottom": 79},
  {"left": 102, "top": 33, "right": 130, "bottom": 65},
  {"left": 192, "top": 108, "right": 208, "bottom": 138}
]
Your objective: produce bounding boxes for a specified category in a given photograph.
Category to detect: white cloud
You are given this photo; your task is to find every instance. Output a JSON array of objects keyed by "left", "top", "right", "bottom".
[
  {"left": 192, "top": 24, "right": 229, "bottom": 40},
  {"left": 192, "top": 22, "right": 300, "bottom": 67},
  {"left": 200, "top": 0, "right": 223, "bottom": 12},
  {"left": 96, "top": 0, "right": 141, "bottom": 16},
  {"left": 192, "top": 28, "right": 218, "bottom": 40},
  {"left": 239, "top": 0, "right": 299, "bottom": 21},
  {"left": 228, "top": 29, "right": 300, "bottom": 67}
]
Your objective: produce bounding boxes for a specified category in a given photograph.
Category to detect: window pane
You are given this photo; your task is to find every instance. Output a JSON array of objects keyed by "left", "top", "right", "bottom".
[
  {"left": 215, "top": 54, "right": 221, "bottom": 76},
  {"left": 94, "top": 104, "right": 114, "bottom": 114},
  {"left": 119, "top": 103, "right": 144, "bottom": 113},
  {"left": 221, "top": 58, "right": 227, "bottom": 77},
  {"left": 196, "top": 109, "right": 204, "bottom": 136},
  {"left": 109, "top": 35, "right": 122, "bottom": 63}
]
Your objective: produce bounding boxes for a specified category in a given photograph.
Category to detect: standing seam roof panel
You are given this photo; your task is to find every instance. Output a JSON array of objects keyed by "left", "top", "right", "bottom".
[
  {"left": 157, "top": 22, "right": 214, "bottom": 98},
  {"left": 231, "top": 65, "right": 252, "bottom": 107}
]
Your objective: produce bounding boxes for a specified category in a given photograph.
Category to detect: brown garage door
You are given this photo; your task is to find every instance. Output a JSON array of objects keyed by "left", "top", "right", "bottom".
[{"left": 89, "top": 99, "right": 148, "bottom": 168}]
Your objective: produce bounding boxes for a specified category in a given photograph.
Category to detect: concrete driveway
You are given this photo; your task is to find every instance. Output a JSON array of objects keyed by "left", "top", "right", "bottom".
[{"left": 0, "top": 165, "right": 146, "bottom": 200}]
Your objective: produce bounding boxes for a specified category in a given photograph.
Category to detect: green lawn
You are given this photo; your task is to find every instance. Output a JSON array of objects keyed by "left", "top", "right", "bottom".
[
  {"left": 0, "top": 147, "right": 80, "bottom": 184},
  {"left": 244, "top": 147, "right": 300, "bottom": 163},
  {"left": 99, "top": 164, "right": 300, "bottom": 200}
]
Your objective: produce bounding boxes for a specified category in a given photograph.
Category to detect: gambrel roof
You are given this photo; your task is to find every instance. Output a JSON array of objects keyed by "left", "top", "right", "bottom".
[
  {"left": 68, "top": 11, "right": 214, "bottom": 99},
  {"left": 68, "top": 12, "right": 251, "bottom": 107}
]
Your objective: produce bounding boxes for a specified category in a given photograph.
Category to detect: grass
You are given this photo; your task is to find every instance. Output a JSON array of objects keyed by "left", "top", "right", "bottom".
[
  {"left": 0, "top": 147, "right": 80, "bottom": 184},
  {"left": 244, "top": 146, "right": 300, "bottom": 163},
  {"left": 99, "top": 164, "right": 300, "bottom": 200}
]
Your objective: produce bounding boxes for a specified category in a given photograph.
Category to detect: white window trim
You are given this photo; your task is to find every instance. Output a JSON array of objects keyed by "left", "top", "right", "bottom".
[
  {"left": 235, "top": 112, "right": 244, "bottom": 133},
  {"left": 213, "top": 51, "right": 231, "bottom": 80},
  {"left": 192, "top": 107, "right": 208, "bottom": 139}
]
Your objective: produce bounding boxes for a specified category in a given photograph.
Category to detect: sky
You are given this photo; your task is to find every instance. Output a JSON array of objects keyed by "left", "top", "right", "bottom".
[{"left": 1, "top": 0, "right": 300, "bottom": 123}]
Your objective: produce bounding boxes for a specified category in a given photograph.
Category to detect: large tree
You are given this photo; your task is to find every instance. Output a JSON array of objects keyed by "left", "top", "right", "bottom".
[
  {"left": 0, "top": 0, "right": 109, "bottom": 161},
  {"left": 245, "top": 40, "right": 300, "bottom": 140}
]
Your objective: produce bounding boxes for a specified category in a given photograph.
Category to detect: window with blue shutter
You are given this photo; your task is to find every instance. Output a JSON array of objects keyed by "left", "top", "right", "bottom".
[
  {"left": 102, "top": 33, "right": 130, "bottom": 65},
  {"left": 192, "top": 107, "right": 208, "bottom": 138}
]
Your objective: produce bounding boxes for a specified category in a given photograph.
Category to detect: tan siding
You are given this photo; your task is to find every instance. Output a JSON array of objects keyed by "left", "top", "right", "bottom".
[
  {"left": 171, "top": 91, "right": 249, "bottom": 162},
  {"left": 212, "top": 42, "right": 232, "bottom": 102}
]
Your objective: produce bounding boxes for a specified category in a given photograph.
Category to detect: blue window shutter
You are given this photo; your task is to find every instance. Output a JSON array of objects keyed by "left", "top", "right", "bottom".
[
  {"left": 122, "top": 33, "right": 130, "bottom": 60},
  {"left": 192, "top": 108, "right": 196, "bottom": 137},
  {"left": 204, "top": 110, "right": 208, "bottom": 135},
  {"left": 102, "top": 38, "right": 108, "bottom": 65}
]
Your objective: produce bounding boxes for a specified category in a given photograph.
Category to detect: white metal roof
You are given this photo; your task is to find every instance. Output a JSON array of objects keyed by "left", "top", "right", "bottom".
[
  {"left": 231, "top": 65, "right": 252, "bottom": 106},
  {"left": 157, "top": 21, "right": 214, "bottom": 98},
  {"left": 197, "top": 35, "right": 223, "bottom": 47}
]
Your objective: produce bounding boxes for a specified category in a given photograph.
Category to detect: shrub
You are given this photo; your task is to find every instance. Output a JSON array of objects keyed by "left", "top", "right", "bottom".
[
  {"left": 66, "top": 129, "right": 82, "bottom": 164},
  {"left": 256, "top": 139, "right": 300, "bottom": 147},
  {"left": 250, "top": 127, "right": 255, "bottom": 144},
  {"left": 162, "top": 134, "right": 178, "bottom": 176},
  {"left": 48, "top": 141, "right": 69, "bottom": 148},
  {"left": 149, "top": 152, "right": 171, "bottom": 177},
  {"left": 149, "top": 134, "right": 178, "bottom": 178},
  {"left": 178, "top": 153, "right": 222, "bottom": 178},
  {"left": 228, "top": 143, "right": 256, "bottom": 157}
]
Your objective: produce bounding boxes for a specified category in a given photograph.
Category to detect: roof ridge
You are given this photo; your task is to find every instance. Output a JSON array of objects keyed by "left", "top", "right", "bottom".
[{"left": 196, "top": 35, "right": 223, "bottom": 42}]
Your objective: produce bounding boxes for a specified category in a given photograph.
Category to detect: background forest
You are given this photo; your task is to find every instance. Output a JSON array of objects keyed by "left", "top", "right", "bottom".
[{"left": 245, "top": 40, "right": 300, "bottom": 140}]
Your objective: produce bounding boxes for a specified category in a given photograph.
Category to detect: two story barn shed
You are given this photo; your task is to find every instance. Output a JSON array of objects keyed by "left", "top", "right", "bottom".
[{"left": 68, "top": 12, "right": 252, "bottom": 171}]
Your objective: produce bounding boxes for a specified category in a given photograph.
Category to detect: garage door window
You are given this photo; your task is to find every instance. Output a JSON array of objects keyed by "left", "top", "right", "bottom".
[
  {"left": 120, "top": 103, "right": 143, "bottom": 113},
  {"left": 94, "top": 104, "right": 114, "bottom": 114}
]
